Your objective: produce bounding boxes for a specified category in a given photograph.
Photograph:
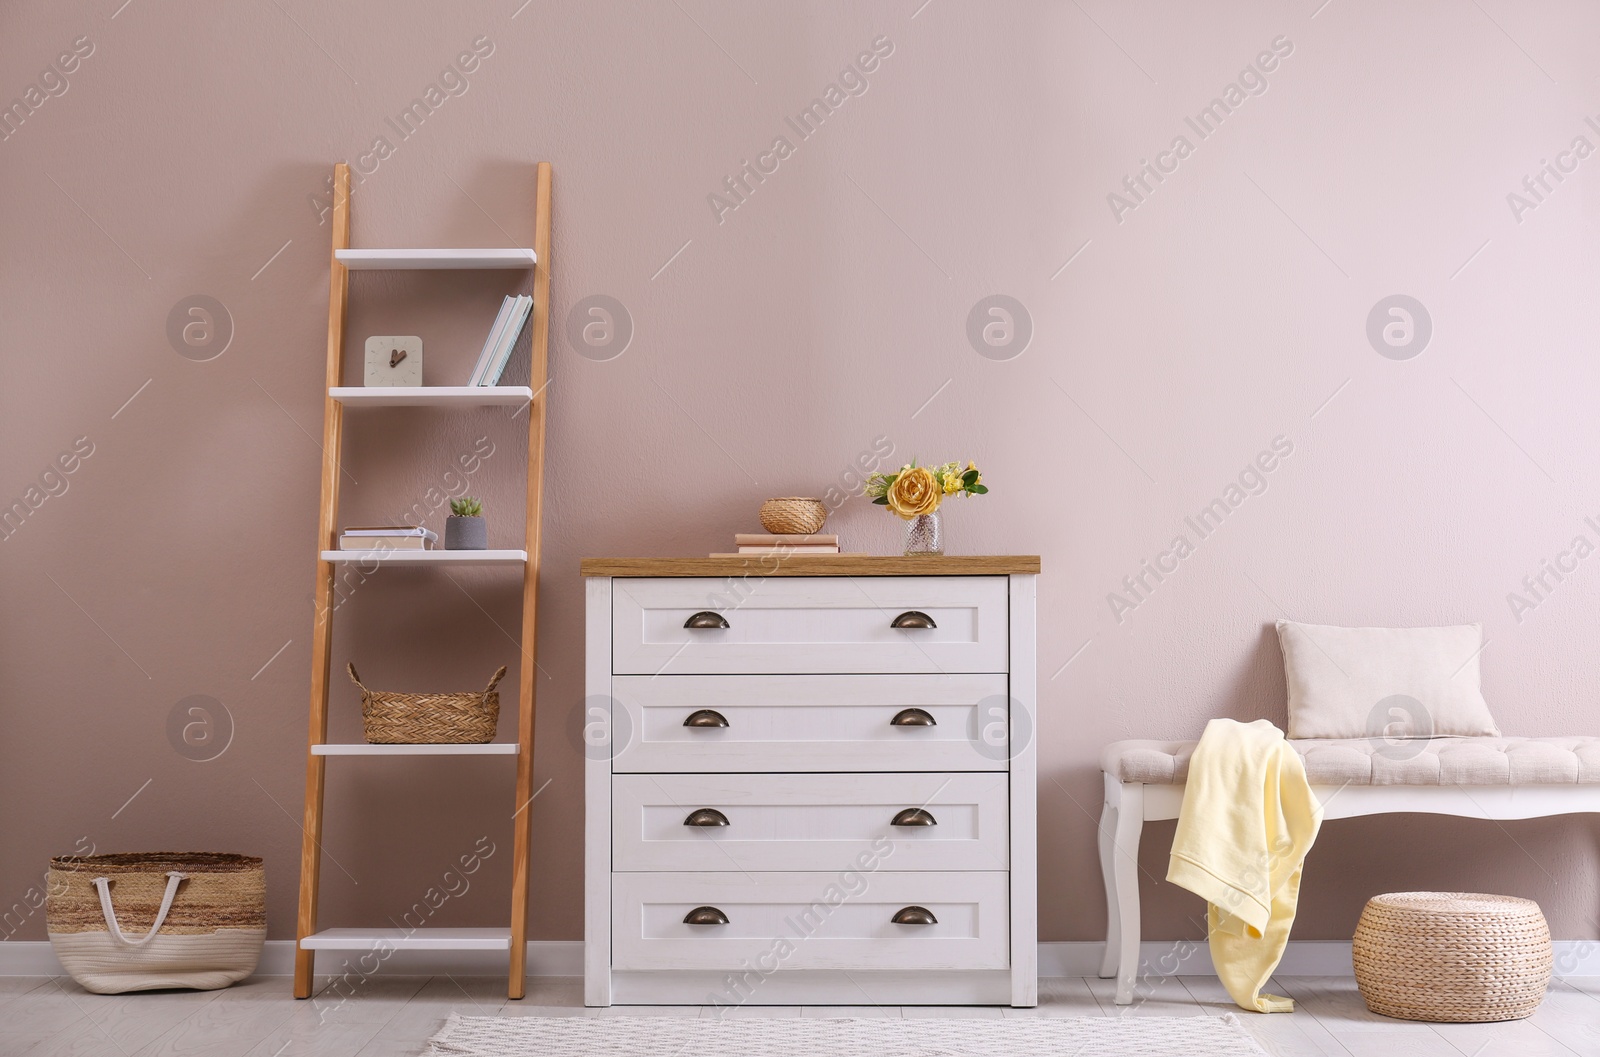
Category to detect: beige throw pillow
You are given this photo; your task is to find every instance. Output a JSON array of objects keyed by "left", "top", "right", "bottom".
[{"left": 1275, "top": 621, "right": 1501, "bottom": 740}]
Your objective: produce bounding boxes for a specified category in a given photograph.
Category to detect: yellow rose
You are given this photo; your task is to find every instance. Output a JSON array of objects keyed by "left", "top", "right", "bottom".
[{"left": 886, "top": 467, "right": 942, "bottom": 519}]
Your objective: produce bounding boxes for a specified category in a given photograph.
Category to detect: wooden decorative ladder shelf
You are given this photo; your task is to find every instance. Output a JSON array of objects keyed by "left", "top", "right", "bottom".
[{"left": 294, "top": 161, "right": 553, "bottom": 1000}]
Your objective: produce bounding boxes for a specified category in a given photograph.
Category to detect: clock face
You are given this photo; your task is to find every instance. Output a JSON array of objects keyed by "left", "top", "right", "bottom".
[{"left": 364, "top": 336, "right": 423, "bottom": 386}]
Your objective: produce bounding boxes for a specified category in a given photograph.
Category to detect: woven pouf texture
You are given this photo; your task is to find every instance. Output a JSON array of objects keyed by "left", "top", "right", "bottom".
[{"left": 1352, "top": 892, "right": 1550, "bottom": 1022}]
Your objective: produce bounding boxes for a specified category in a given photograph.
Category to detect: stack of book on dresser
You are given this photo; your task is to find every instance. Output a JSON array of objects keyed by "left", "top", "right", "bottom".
[
  {"left": 338, "top": 525, "right": 437, "bottom": 551},
  {"left": 710, "top": 533, "right": 864, "bottom": 558}
]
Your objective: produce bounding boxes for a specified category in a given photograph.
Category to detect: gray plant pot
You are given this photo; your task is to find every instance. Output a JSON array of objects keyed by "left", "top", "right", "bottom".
[{"left": 445, "top": 516, "right": 487, "bottom": 550}]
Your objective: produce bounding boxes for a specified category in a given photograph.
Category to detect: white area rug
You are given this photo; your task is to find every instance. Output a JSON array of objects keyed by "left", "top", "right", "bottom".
[{"left": 425, "top": 1013, "right": 1268, "bottom": 1056}]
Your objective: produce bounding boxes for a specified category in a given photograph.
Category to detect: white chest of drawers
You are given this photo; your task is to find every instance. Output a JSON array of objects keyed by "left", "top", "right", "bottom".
[{"left": 582, "top": 556, "right": 1039, "bottom": 1007}]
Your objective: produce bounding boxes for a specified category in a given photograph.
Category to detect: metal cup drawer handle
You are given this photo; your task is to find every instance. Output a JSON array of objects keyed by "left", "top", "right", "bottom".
[
  {"left": 683, "top": 709, "right": 729, "bottom": 728},
  {"left": 890, "top": 611, "right": 936, "bottom": 629},
  {"left": 683, "top": 808, "right": 730, "bottom": 827},
  {"left": 683, "top": 906, "right": 730, "bottom": 926},
  {"left": 891, "top": 906, "right": 938, "bottom": 926},
  {"left": 683, "top": 611, "right": 730, "bottom": 629},
  {"left": 890, "top": 708, "right": 936, "bottom": 727},
  {"left": 890, "top": 808, "right": 937, "bottom": 827}
]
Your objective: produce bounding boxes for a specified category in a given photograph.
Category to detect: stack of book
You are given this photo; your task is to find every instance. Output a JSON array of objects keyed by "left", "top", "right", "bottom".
[
  {"left": 711, "top": 533, "right": 856, "bottom": 558},
  {"left": 338, "top": 525, "right": 438, "bottom": 551},
  {"left": 467, "top": 294, "right": 534, "bottom": 386}
]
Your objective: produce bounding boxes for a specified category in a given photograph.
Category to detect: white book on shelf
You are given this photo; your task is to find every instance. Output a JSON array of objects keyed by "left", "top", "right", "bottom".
[
  {"left": 341, "top": 525, "right": 437, "bottom": 540},
  {"left": 468, "top": 296, "right": 516, "bottom": 386},
  {"left": 487, "top": 295, "right": 531, "bottom": 386},
  {"left": 481, "top": 295, "right": 532, "bottom": 386}
]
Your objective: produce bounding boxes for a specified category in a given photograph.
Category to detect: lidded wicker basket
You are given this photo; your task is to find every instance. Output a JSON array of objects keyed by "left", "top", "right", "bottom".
[
  {"left": 348, "top": 663, "right": 505, "bottom": 744},
  {"left": 758, "top": 497, "right": 827, "bottom": 535},
  {"left": 1353, "top": 891, "right": 1550, "bottom": 1022}
]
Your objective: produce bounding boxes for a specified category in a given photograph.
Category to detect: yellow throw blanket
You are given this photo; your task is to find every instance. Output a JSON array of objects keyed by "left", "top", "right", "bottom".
[{"left": 1166, "top": 718, "right": 1322, "bottom": 1013}]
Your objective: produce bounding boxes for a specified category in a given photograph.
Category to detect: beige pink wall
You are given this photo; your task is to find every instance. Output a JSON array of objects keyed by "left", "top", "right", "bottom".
[{"left": 3, "top": 0, "right": 1600, "bottom": 948}]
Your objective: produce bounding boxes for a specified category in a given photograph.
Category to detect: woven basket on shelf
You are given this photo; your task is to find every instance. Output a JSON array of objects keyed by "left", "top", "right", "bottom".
[
  {"left": 759, "top": 497, "right": 828, "bottom": 535},
  {"left": 349, "top": 663, "right": 505, "bottom": 744},
  {"left": 1353, "top": 891, "right": 1550, "bottom": 1023},
  {"left": 46, "top": 852, "right": 265, "bottom": 994}
]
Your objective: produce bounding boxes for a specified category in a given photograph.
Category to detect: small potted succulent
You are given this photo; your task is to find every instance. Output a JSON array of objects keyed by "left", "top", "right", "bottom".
[{"left": 445, "top": 496, "right": 487, "bottom": 550}]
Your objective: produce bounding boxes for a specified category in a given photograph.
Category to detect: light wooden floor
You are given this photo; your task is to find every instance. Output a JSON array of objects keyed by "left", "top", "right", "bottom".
[{"left": 5, "top": 974, "right": 1599, "bottom": 1056}]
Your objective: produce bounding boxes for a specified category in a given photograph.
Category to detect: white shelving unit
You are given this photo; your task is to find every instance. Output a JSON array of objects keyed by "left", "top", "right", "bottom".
[
  {"left": 334, "top": 248, "right": 536, "bottom": 270},
  {"left": 300, "top": 927, "right": 513, "bottom": 951},
  {"left": 320, "top": 549, "right": 528, "bottom": 565},
  {"left": 330, "top": 386, "right": 533, "bottom": 408},
  {"left": 312, "top": 743, "right": 519, "bottom": 756}
]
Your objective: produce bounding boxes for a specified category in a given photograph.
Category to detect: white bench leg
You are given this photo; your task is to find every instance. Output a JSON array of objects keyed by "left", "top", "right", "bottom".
[
  {"left": 1110, "top": 781, "right": 1144, "bottom": 1005},
  {"left": 1097, "top": 779, "right": 1119, "bottom": 978}
]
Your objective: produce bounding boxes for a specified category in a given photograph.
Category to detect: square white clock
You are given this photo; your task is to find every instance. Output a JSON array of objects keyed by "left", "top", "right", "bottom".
[{"left": 364, "top": 336, "right": 423, "bottom": 386}]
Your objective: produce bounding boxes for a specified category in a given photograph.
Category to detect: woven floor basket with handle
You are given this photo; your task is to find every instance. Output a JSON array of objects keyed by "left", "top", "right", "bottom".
[
  {"left": 46, "top": 852, "right": 265, "bottom": 994},
  {"left": 349, "top": 663, "right": 506, "bottom": 743}
]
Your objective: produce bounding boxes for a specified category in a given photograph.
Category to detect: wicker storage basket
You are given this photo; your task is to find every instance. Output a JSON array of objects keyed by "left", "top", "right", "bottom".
[
  {"left": 46, "top": 852, "right": 264, "bottom": 994},
  {"left": 349, "top": 663, "right": 506, "bottom": 744},
  {"left": 1353, "top": 892, "right": 1550, "bottom": 1022},
  {"left": 759, "top": 497, "right": 828, "bottom": 535}
]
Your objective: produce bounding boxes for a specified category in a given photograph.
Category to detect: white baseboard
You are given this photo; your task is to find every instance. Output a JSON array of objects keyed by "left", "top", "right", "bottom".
[
  {"left": 4, "top": 940, "right": 1597, "bottom": 978},
  {"left": 0, "top": 940, "right": 586, "bottom": 978},
  {"left": 1044, "top": 939, "right": 1600, "bottom": 977},
  {"left": 1039, "top": 940, "right": 1356, "bottom": 977}
]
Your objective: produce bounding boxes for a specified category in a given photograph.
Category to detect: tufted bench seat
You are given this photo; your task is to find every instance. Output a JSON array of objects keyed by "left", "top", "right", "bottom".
[
  {"left": 1097, "top": 736, "right": 1600, "bottom": 1004},
  {"left": 1105, "top": 736, "right": 1600, "bottom": 787}
]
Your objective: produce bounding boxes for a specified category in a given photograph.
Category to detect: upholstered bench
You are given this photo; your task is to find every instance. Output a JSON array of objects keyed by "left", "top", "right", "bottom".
[{"left": 1097, "top": 736, "right": 1600, "bottom": 1005}]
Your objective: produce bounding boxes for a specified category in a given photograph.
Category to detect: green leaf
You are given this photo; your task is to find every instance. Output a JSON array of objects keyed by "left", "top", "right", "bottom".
[
  {"left": 971, "top": 484, "right": 988, "bottom": 494},
  {"left": 962, "top": 469, "right": 978, "bottom": 485},
  {"left": 872, "top": 497, "right": 889, "bottom": 505}
]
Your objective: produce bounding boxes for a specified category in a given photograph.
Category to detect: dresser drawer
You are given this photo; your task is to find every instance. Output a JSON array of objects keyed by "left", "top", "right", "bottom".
[
  {"left": 612, "top": 871, "right": 1009, "bottom": 971},
  {"left": 611, "top": 576, "right": 1009, "bottom": 675},
  {"left": 610, "top": 674, "right": 1011, "bottom": 773},
  {"left": 613, "top": 772, "right": 1008, "bottom": 873}
]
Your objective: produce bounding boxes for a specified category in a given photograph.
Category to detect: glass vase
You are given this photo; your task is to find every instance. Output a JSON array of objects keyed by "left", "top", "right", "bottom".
[{"left": 903, "top": 512, "right": 943, "bottom": 556}]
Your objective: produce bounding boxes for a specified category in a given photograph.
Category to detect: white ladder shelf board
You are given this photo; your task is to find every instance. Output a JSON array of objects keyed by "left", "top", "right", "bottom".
[
  {"left": 312, "top": 743, "right": 519, "bottom": 756},
  {"left": 331, "top": 386, "right": 532, "bottom": 408},
  {"left": 335, "top": 248, "right": 536, "bottom": 270},
  {"left": 300, "top": 928, "right": 513, "bottom": 951},
  {"left": 320, "top": 549, "right": 528, "bottom": 565}
]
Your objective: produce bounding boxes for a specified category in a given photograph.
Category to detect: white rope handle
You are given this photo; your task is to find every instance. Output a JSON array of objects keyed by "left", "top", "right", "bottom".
[{"left": 91, "top": 871, "right": 187, "bottom": 947}]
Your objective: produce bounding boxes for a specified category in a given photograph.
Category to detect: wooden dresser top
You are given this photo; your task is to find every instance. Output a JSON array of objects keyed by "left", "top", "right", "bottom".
[{"left": 579, "top": 555, "right": 1041, "bottom": 577}]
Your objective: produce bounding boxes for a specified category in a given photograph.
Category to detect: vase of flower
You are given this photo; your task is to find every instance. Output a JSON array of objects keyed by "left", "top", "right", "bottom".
[
  {"left": 903, "top": 512, "right": 944, "bottom": 556},
  {"left": 864, "top": 460, "right": 987, "bottom": 557}
]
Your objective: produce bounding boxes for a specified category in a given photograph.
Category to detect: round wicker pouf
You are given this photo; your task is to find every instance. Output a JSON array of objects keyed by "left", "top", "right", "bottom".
[{"left": 1352, "top": 892, "right": 1551, "bottom": 1023}]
